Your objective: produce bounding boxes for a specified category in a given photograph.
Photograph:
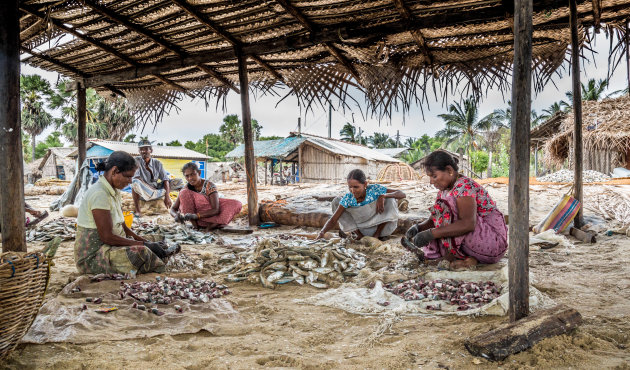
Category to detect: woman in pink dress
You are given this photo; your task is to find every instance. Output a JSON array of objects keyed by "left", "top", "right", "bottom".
[
  {"left": 402, "top": 151, "right": 507, "bottom": 269},
  {"left": 170, "top": 162, "right": 242, "bottom": 231}
]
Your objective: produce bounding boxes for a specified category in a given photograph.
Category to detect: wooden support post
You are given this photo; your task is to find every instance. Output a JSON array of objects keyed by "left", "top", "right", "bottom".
[
  {"left": 534, "top": 143, "right": 539, "bottom": 177},
  {"left": 570, "top": 0, "right": 584, "bottom": 228},
  {"left": 77, "top": 82, "right": 87, "bottom": 169},
  {"left": 279, "top": 160, "right": 283, "bottom": 184},
  {"left": 508, "top": 0, "right": 533, "bottom": 322},
  {"left": 236, "top": 47, "right": 259, "bottom": 226},
  {"left": 298, "top": 144, "right": 303, "bottom": 183},
  {"left": 264, "top": 160, "right": 268, "bottom": 185},
  {"left": 0, "top": 0, "right": 26, "bottom": 252}
]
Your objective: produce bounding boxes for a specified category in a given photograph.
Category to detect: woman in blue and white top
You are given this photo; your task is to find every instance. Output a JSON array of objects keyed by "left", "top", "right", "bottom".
[{"left": 317, "top": 169, "right": 406, "bottom": 240}]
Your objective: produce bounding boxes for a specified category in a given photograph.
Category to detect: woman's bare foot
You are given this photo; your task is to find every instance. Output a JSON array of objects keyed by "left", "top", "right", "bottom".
[{"left": 450, "top": 257, "right": 478, "bottom": 270}]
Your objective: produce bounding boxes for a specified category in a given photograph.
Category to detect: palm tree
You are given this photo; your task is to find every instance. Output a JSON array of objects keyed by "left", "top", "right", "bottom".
[
  {"left": 339, "top": 122, "right": 358, "bottom": 142},
  {"left": 369, "top": 132, "right": 396, "bottom": 148},
  {"left": 404, "top": 137, "right": 416, "bottom": 148},
  {"left": 436, "top": 96, "right": 494, "bottom": 163},
  {"left": 20, "top": 75, "right": 54, "bottom": 162},
  {"left": 219, "top": 114, "right": 243, "bottom": 146},
  {"left": 565, "top": 78, "right": 608, "bottom": 103}
]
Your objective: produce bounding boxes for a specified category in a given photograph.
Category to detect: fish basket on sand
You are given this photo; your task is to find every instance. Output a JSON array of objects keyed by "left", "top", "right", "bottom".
[
  {"left": 376, "top": 163, "right": 422, "bottom": 182},
  {"left": 0, "top": 252, "right": 50, "bottom": 359}
]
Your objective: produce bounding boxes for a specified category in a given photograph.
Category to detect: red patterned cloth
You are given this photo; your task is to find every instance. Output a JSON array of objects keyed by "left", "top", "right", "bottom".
[
  {"left": 422, "top": 176, "right": 507, "bottom": 263},
  {"left": 178, "top": 186, "right": 242, "bottom": 227}
]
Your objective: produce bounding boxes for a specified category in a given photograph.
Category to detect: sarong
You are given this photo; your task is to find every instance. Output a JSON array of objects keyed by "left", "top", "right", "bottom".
[
  {"left": 131, "top": 178, "right": 184, "bottom": 201},
  {"left": 178, "top": 188, "right": 242, "bottom": 227},
  {"left": 332, "top": 196, "right": 399, "bottom": 238},
  {"left": 422, "top": 195, "right": 507, "bottom": 264},
  {"left": 74, "top": 226, "right": 165, "bottom": 274}
]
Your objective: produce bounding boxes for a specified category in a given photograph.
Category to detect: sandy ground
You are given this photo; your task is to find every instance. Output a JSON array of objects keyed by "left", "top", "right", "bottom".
[{"left": 3, "top": 180, "right": 630, "bottom": 369}]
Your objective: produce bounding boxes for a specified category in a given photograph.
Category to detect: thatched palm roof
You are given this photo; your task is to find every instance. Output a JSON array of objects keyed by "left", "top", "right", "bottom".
[
  {"left": 544, "top": 95, "right": 630, "bottom": 164},
  {"left": 19, "top": 0, "right": 630, "bottom": 122}
]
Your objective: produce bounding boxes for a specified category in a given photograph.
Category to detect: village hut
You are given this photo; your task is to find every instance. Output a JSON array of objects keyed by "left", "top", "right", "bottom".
[
  {"left": 375, "top": 147, "right": 410, "bottom": 159},
  {"left": 68, "top": 139, "right": 209, "bottom": 179},
  {"left": 35, "top": 147, "right": 77, "bottom": 180},
  {"left": 410, "top": 149, "right": 474, "bottom": 177},
  {"left": 226, "top": 133, "right": 399, "bottom": 183},
  {"left": 541, "top": 96, "right": 630, "bottom": 174}
]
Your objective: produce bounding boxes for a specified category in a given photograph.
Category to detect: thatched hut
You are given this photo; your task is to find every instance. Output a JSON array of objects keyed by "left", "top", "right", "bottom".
[
  {"left": 36, "top": 147, "right": 77, "bottom": 180},
  {"left": 543, "top": 96, "right": 630, "bottom": 174}
]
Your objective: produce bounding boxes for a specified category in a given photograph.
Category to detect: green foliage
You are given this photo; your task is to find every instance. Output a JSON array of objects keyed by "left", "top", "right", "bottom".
[
  {"left": 183, "top": 134, "right": 235, "bottom": 162},
  {"left": 368, "top": 132, "right": 396, "bottom": 148},
  {"left": 491, "top": 143, "right": 511, "bottom": 177},
  {"left": 124, "top": 134, "right": 137, "bottom": 142},
  {"left": 166, "top": 140, "right": 182, "bottom": 146},
  {"left": 470, "top": 151, "right": 489, "bottom": 175},
  {"left": 20, "top": 74, "right": 54, "bottom": 162},
  {"left": 259, "top": 136, "right": 283, "bottom": 141},
  {"left": 34, "top": 132, "right": 64, "bottom": 159},
  {"left": 401, "top": 135, "right": 445, "bottom": 164},
  {"left": 219, "top": 115, "right": 262, "bottom": 145}
]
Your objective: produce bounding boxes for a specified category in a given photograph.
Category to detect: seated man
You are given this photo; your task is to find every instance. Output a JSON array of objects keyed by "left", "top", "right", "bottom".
[{"left": 131, "top": 139, "right": 173, "bottom": 216}]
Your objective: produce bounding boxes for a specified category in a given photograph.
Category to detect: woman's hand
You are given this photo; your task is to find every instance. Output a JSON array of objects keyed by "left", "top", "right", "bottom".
[
  {"left": 184, "top": 213, "right": 200, "bottom": 221},
  {"left": 412, "top": 229, "right": 435, "bottom": 247},
  {"left": 406, "top": 224, "right": 419, "bottom": 239},
  {"left": 376, "top": 195, "right": 385, "bottom": 213},
  {"left": 172, "top": 212, "right": 185, "bottom": 223},
  {"left": 315, "top": 230, "right": 326, "bottom": 240}
]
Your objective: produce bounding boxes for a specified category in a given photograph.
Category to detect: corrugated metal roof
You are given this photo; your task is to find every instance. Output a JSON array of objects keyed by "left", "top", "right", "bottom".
[
  {"left": 375, "top": 147, "right": 409, "bottom": 158},
  {"left": 226, "top": 134, "right": 399, "bottom": 163},
  {"left": 225, "top": 137, "right": 306, "bottom": 160},
  {"left": 69, "top": 140, "right": 209, "bottom": 160}
]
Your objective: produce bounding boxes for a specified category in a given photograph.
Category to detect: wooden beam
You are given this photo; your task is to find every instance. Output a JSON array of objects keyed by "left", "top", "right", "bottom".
[
  {"left": 20, "top": 46, "right": 87, "bottom": 77},
  {"left": 152, "top": 74, "right": 195, "bottom": 98},
  {"left": 392, "top": 0, "right": 434, "bottom": 64},
  {"left": 77, "top": 82, "right": 87, "bottom": 169},
  {"left": 570, "top": 0, "right": 583, "bottom": 228},
  {"left": 0, "top": 0, "right": 26, "bottom": 252},
  {"left": 103, "top": 84, "right": 126, "bottom": 98},
  {"left": 324, "top": 43, "right": 361, "bottom": 84},
  {"left": 83, "top": 0, "right": 185, "bottom": 56},
  {"left": 171, "top": 0, "right": 239, "bottom": 45},
  {"left": 237, "top": 46, "right": 259, "bottom": 226},
  {"left": 250, "top": 55, "right": 284, "bottom": 82},
  {"left": 508, "top": 0, "right": 532, "bottom": 322},
  {"left": 196, "top": 64, "right": 240, "bottom": 93},
  {"left": 20, "top": 4, "right": 137, "bottom": 67},
  {"left": 465, "top": 305, "right": 582, "bottom": 361},
  {"left": 274, "top": 0, "right": 315, "bottom": 31}
]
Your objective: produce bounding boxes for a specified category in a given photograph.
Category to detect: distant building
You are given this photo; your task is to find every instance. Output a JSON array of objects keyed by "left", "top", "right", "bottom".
[
  {"left": 226, "top": 133, "right": 399, "bottom": 183},
  {"left": 374, "top": 147, "right": 410, "bottom": 159},
  {"left": 35, "top": 147, "right": 77, "bottom": 180},
  {"left": 69, "top": 139, "right": 209, "bottom": 179}
]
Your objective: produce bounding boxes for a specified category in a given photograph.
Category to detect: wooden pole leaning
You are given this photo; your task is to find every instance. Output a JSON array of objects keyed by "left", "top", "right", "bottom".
[
  {"left": 508, "top": 0, "right": 533, "bottom": 322},
  {"left": 0, "top": 0, "right": 26, "bottom": 252},
  {"left": 77, "top": 81, "right": 87, "bottom": 169},
  {"left": 569, "top": 0, "right": 584, "bottom": 228},
  {"left": 236, "top": 47, "right": 259, "bottom": 226}
]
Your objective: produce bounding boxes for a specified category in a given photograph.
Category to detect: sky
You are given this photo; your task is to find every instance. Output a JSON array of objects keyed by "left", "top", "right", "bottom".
[{"left": 22, "top": 30, "right": 629, "bottom": 147}]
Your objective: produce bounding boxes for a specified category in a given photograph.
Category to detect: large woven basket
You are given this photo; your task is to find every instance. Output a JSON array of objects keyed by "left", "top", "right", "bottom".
[
  {"left": 376, "top": 163, "right": 422, "bottom": 182},
  {"left": 0, "top": 252, "right": 50, "bottom": 359}
]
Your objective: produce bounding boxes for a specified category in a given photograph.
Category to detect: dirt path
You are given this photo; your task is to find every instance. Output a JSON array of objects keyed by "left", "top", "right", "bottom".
[{"left": 3, "top": 183, "right": 630, "bottom": 369}]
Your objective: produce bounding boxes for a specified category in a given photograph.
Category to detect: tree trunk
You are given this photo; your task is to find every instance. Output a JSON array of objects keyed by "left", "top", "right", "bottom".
[{"left": 31, "top": 133, "right": 36, "bottom": 162}]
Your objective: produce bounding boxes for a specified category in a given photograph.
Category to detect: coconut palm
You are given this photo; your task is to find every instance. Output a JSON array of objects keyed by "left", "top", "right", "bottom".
[
  {"left": 369, "top": 132, "right": 396, "bottom": 149},
  {"left": 404, "top": 137, "right": 416, "bottom": 148},
  {"left": 565, "top": 78, "right": 608, "bottom": 103},
  {"left": 20, "top": 74, "right": 54, "bottom": 162},
  {"left": 436, "top": 96, "right": 494, "bottom": 163},
  {"left": 339, "top": 122, "right": 358, "bottom": 142}
]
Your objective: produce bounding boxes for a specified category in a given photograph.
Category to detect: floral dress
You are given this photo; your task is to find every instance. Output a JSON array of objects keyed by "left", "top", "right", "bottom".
[
  {"left": 178, "top": 180, "right": 243, "bottom": 227},
  {"left": 423, "top": 175, "right": 507, "bottom": 264}
]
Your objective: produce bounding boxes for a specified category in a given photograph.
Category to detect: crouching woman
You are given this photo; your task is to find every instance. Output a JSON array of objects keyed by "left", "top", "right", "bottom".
[
  {"left": 75, "top": 151, "right": 178, "bottom": 275},
  {"left": 402, "top": 151, "right": 507, "bottom": 269},
  {"left": 317, "top": 169, "right": 406, "bottom": 240}
]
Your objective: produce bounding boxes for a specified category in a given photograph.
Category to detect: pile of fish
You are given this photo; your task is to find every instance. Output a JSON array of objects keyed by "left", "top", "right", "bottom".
[
  {"left": 221, "top": 238, "right": 367, "bottom": 289},
  {"left": 165, "top": 252, "right": 204, "bottom": 273},
  {"left": 27, "top": 217, "right": 76, "bottom": 242},
  {"left": 537, "top": 169, "right": 610, "bottom": 183},
  {"left": 134, "top": 221, "right": 215, "bottom": 244},
  {"left": 384, "top": 278, "right": 502, "bottom": 311},
  {"left": 119, "top": 277, "right": 230, "bottom": 305}
]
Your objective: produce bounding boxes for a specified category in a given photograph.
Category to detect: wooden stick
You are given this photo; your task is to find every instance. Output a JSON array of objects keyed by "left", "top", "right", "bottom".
[
  {"left": 465, "top": 305, "right": 582, "bottom": 361},
  {"left": 508, "top": 0, "right": 533, "bottom": 322},
  {"left": 569, "top": 227, "right": 596, "bottom": 243},
  {"left": 77, "top": 82, "right": 87, "bottom": 169},
  {"left": 570, "top": 0, "right": 584, "bottom": 228},
  {"left": 236, "top": 48, "right": 259, "bottom": 226},
  {"left": 0, "top": 0, "right": 26, "bottom": 252}
]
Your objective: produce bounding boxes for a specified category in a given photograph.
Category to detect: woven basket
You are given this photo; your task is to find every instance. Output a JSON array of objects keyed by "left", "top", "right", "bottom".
[
  {"left": 0, "top": 252, "right": 50, "bottom": 359},
  {"left": 376, "top": 163, "right": 422, "bottom": 182}
]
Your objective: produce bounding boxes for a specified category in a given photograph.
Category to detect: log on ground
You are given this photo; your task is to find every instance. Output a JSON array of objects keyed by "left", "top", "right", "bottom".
[
  {"left": 464, "top": 305, "right": 582, "bottom": 361},
  {"left": 258, "top": 202, "right": 422, "bottom": 233}
]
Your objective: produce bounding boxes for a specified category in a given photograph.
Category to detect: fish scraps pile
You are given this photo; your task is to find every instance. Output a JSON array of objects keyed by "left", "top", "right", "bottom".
[
  {"left": 221, "top": 238, "right": 367, "bottom": 289},
  {"left": 27, "top": 217, "right": 76, "bottom": 242},
  {"left": 119, "top": 277, "right": 230, "bottom": 305},
  {"left": 384, "top": 278, "right": 502, "bottom": 311},
  {"left": 134, "top": 221, "right": 215, "bottom": 244},
  {"left": 537, "top": 169, "right": 610, "bottom": 183}
]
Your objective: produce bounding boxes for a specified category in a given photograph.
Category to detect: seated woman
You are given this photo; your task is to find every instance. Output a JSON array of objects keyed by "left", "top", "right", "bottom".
[
  {"left": 170, "top": 162, "right": 242, "bottom": 231},
  {"left": 317, "top": 169, "right": 405, "bottom": 240},
  {"left": 75, "top": 151, "right": 179, "bottom": 275},
  {"left": 402, "top": 151, "right": 507, "bottom": 269}
]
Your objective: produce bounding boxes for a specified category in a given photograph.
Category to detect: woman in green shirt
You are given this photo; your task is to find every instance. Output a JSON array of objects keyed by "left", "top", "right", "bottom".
[{"left": 75, "top": 151, "right": 178, "bottom": 275}]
